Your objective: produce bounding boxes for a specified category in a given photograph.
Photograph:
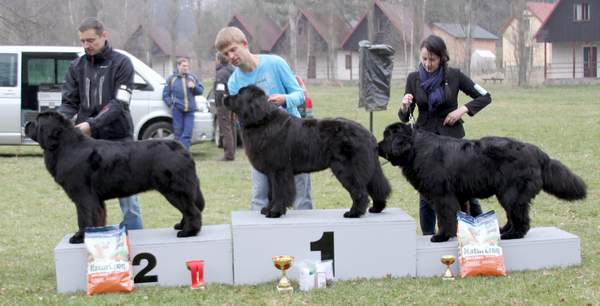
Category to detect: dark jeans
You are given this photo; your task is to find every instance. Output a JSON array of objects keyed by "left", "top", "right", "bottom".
[
  {"left": 419, "top": 195, "right": 482, "bottom": 235},
  {"left": 172, "top": 107, "right": 194, "bottom": 150},
  {"left": 217, "top": 105, "right": 236, "bottom": 160}
]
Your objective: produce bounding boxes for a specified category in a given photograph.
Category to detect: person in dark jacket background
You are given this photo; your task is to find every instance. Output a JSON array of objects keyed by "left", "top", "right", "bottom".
[
  {"left": 58, "top": 17, "right": 143, "bottom": 230},
  {"left": 398, "top": 34, "right": 491, "bottom": 236},
  {"left": 162, "top": 57, "right": 204, "bottom": 150},
  {"left": 214, "top": 52, "right": 236, "bottom": 161}
]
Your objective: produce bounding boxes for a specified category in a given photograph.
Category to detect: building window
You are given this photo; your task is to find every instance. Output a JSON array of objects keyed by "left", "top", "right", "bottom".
[
  {"left": 345, "top": 54, "right": 352, "bottom": 69},
  {"left": 574, "top": 3, "right": 590, "bottom": 21}
]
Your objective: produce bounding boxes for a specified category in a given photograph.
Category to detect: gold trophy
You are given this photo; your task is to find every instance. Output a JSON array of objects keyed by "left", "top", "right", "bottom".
[
  {"left": 272, "top": 255, "right": 294, "bottom": 293},
  {"left": 441, "top": 255, "right": 456, "bottom": 280}
]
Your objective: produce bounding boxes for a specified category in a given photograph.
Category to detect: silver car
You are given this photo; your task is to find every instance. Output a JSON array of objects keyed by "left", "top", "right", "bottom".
[{"left": 0, "top": 45, "right": 214, "bottom": 145}]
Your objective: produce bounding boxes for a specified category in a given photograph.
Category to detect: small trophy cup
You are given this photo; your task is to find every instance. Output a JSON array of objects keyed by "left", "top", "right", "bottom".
[
  {"left": 272, "top": 255, "right": 294, "bottom": 293},
  {"left": 441, "top": 255, "right": 456, "bottom": 280},
  {"left": 186, "top": 260, "right": 206, "bottom": 289}
]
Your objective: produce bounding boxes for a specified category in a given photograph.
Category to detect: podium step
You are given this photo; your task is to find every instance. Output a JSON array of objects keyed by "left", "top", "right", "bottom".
[
  {"left": 231, "top": 208, "right": 416, "bottom": 284},
  {"left": 54, "top": 224, "right": 233, "bottom": 293},
  {"left": 416, "top": 227, "right": 581, "bottom": 277}
]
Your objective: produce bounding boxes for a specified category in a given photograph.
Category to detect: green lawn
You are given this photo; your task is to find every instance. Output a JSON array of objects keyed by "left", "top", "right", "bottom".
[{"left": 0, "top": 83, "right": 598, "bottom": 305}]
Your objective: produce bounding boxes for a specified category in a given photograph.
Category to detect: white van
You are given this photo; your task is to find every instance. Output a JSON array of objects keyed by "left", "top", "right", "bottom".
[{"left": 0, "top": 46, "right": 214, "bottom": 145}]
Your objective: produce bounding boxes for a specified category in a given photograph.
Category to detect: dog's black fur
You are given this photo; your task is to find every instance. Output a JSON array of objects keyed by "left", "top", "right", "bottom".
[
  {"left": 225, "top": 85, "right": 391, "bottom": 218},
  {"left": 25, "top": 112, "right": 204, "bottom": 243},
  {"left": 378, "top": 122, "right": 587, "bottom": 242}
]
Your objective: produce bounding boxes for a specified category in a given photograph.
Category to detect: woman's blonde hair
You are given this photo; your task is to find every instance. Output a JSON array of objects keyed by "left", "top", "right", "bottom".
[{"left": 214, "top": 27, "right": 247, "bottom": 52}]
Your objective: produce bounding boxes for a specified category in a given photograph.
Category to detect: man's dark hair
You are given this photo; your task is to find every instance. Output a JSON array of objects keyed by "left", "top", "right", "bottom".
[
  {"left": 420, "top": 35, "right": 450, "bottom": 66},
  {"left": 78, "top": 17, "right": 104, "bottom": 35}
]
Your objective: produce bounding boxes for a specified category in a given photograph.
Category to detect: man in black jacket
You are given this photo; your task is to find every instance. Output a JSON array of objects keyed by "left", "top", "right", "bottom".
[
  {"left": 58, "top": 17, "right": 143, "bottom": 230},
  {"left": 214, "top": 52, "right": 236, "bottom": 161}
]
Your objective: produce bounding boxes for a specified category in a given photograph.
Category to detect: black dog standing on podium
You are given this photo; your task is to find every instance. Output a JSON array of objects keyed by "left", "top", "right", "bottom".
[
  {"left": 25, "top": 111, "right": 205, "bottom": 243},
  {"left": 378, "top": 122, "right": 587, "bottom": 242},
  {"left": 225, "top": 85, "right": 391, "bottom": 218}
]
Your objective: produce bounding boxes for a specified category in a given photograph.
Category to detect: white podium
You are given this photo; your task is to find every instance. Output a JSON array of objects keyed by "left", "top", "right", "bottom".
[
  {"left": 53, "top": 209, "right": 583, "bottom": 292},
  {"left": 416, "top": 227, "right": 581, "bottom": 277},
  {"left": 231, "top": 208, "right": 416, "bottom": 285},
  {"left": 54, "top": 225, "right": 233, "bottom": 293}
]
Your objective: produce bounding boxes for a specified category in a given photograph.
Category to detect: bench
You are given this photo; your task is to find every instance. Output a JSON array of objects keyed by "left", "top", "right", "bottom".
[{"left": 482, "top": 77, "right": 504, "bottom": 84}]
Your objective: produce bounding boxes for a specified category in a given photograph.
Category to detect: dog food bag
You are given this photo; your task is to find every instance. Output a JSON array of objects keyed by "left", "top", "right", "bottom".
[
  {"left": 457, "top": 211, "right": 506, "bottom": 277},
  {"left": 84, "top": 224, "right": 134, "bottom": 295}
]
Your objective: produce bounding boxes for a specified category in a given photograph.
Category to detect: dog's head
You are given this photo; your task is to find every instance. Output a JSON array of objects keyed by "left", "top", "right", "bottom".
[
  {"left": 378, "top": 122, "right": 414, "bottom": 166},
  {"left": 224, "top": 85, "right": 277, "bottom": 126},
  {"left": 25, "top": 111, "right": 72, "bottom": 151}
]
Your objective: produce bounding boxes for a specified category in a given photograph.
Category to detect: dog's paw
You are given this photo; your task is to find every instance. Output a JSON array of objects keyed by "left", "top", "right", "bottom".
[
  {"left": 343, "top": 210, "right": 363, "bottom": 218},
  {"left": 501, "top": 231, "right": 525, "bottom": 240},
  {"left": 368, "top": 206, "right": 384, "bottom": 213},
  {"left": 430, "top": 234, "right": 451, "bottom": 243},
  {"left": 499, "top": 224, "right": 511, "bottom": 234},
  {"left": 265, "top": 210, "right": 283, "bottom": 218},
  {"left": 177, "top": 230, "right": 199, "bottom": 238},
  {"left": 69, "top": 234, "right": 84, "bottom": 244},
  {"left": 173, "top": 222, "right": 183, "bottom": 230},
  {"left": 260, "top": 207, "right": 271, "bottom": 216}
]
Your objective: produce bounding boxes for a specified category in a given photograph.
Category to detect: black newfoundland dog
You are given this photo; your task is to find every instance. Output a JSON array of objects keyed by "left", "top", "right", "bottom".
[
  {"left": 25, "top": 112, "right": 204, "bottom": 243},
  {"left": 378, "top": 122, "right": 587, "bottom": 242},
  {"left": 225, "top": 85, "right": 391, "bottom": 218}
]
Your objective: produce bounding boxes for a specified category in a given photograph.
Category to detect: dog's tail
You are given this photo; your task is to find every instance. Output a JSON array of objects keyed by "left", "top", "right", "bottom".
[
  {"left": 368, "top": 161, "right": 392, "bottom": 210},
  {"left": 541, "top": 156, "right": 587, "bottom": 201}
]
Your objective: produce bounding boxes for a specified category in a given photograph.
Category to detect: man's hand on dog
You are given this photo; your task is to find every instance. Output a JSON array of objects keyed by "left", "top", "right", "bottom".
[
  {"left": 75, "top": 122, "right": 92, "bottom": 136},
  {"left": 268, "top": 94, "right": 286, "bottom": 106}
]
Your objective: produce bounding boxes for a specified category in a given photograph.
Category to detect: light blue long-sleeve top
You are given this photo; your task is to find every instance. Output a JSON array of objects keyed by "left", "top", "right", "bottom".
[{"left": 227, "top": 54, "right": 304, "bottom": 118}]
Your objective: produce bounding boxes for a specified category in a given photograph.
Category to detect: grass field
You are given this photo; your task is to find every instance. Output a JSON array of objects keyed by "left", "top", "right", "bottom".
[{"left": 0, "top": 83, "right": 598, "bottom": 305}]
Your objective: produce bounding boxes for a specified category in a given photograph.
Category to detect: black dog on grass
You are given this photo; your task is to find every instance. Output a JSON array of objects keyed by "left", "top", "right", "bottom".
[
  {"left": 225, "top": 85, "right": 391, "bottom": 218},
  {"left": 25, "top": 111, "right": 204, "bottom": 243},
  {"left": 378, "top": 122, "right": 586, "bottom": 242}
]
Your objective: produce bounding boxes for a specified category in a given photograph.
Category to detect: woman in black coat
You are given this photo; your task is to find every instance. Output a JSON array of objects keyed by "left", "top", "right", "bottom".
[{"left": 398, "top": 34, "right": 491, "bottom": 235}]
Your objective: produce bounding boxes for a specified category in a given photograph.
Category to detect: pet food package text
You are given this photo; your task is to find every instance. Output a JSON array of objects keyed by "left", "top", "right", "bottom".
[
  {"left": 457, "top": 211, "right": 506, "bottom": 277},
  {"left": 85, "top": 224, "right": 134, "bottom": 295}
]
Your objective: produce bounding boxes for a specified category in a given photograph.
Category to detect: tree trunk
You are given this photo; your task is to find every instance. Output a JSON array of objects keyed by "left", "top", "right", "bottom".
[
  {"left": 367, "top": 0, "right": 375, "bottom": 42},
  {"left": 288, "top": 0, "right": 297, "bottom": 71},
  {"left": 328, "top": 0, "right": 337, "bottom": 80},
  {"left": 412, "top": 0, "right": 424, "bottom": 68},
  {"left": 464, "top": 0, "right": 473, "bottom": 77},
  {"left": 514, "top": 0, "right": 528, "bottom": 86}
]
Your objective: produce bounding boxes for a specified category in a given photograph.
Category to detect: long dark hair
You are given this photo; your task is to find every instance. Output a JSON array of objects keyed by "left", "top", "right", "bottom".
[{"left": 420, "top": 35, "right": 450, "bottom": 68}]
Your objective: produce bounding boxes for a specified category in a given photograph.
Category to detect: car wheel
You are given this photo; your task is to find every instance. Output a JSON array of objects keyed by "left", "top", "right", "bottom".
[{"left": 141, "top": 121, "right": 174, "bottom": 140}]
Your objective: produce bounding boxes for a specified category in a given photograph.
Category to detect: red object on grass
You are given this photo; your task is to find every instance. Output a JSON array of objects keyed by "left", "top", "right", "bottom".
[{"left": 186, "top": 260, "right": 205, "bottom": 289}]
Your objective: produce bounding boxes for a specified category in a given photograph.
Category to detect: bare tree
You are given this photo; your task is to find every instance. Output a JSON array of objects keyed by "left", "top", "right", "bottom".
[
  {"left": 463, "top": 0, "right": 473, "bottom": 76},
  {"left": 411, "top": 0, "right": 426, "bottom": 68},
  {"left": 288, "top": 0, "right": 298, "bottom": 70},
  {"left": 513, "top": 0, "right": 529, "bottom": 86}
]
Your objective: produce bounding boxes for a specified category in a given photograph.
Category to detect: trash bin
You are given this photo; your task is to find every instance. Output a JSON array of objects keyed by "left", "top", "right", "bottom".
[{"left": 358, "top": 40, "right": 395, "bottom": 112}]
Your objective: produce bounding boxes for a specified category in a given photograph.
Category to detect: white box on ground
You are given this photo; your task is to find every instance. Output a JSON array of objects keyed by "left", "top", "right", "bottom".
[
  {"left": 416, "top": 227, "right": 581, "bottom": 277},
  {"left": 54, "top": 224, "right": 233, "bottom": 293},
  {"left": 231, "top": 208, "right": 416, "bottom": 285}
]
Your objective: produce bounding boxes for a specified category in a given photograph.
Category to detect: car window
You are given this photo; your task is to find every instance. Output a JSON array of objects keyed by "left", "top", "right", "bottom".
[
  {"left": 0, "top": 53, "right": 18, "bottom": 87},
  {"left": 27, "top": 58, "right": 55, "bottom": 85},
  {"left": 133, "top": 73, "right": 153, "bottom": 91},
  {"left": 25, "top": 54, "right": 77, "bottom": 87}
]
